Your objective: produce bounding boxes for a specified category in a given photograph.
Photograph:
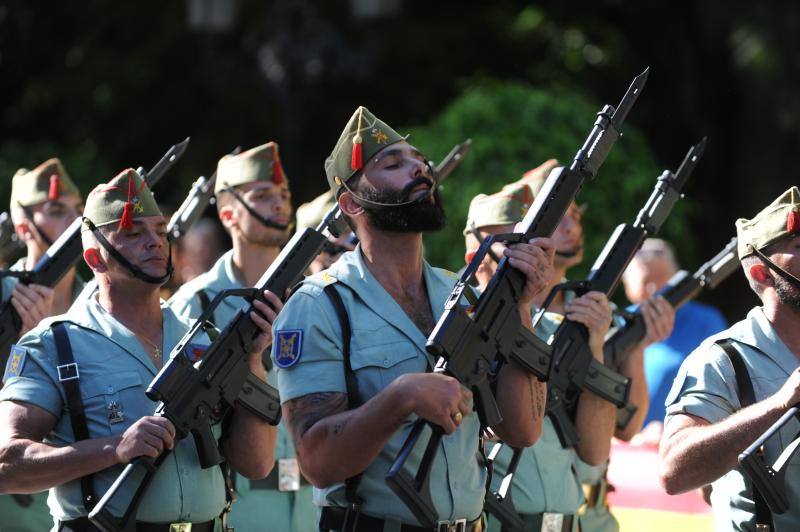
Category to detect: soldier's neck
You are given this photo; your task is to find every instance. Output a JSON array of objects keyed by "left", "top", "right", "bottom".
[
  {"left": 98, "top": 280, "right": 163, "bottom": 334},
  {"left": 763, "top": 298, "right": 800, "bottom": 357},
  {"left": 360, "top": 231, "right": 425, "bottom": 298},
  {"left": 231, "top": 239, "right": 281, "bottom": 287}
]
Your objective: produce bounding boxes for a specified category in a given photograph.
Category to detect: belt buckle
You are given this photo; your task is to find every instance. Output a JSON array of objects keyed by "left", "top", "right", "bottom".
[
  {"left": 169, "top": 524, "right": 192, "bottom": 532},
  {"left": 541, "top": 513, "right": 564, "bottom": 532},
  {"left": 436, "top": 518, "right": 467, "bottom": 532}
]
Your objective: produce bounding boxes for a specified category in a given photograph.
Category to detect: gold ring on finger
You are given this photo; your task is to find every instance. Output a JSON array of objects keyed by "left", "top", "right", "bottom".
[{"left": 452, "top": 412, "right": 463, "bottom": 424}]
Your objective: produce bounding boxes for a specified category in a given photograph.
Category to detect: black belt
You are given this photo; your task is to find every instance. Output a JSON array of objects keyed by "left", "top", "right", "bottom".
[
  {"left": 58, "top": 517, "right": 215, "bottom": 532},
  {"left": 249, "top": 464, "right": 310, "bottom": 490},
  {"left": 514, "top": 513, "right": 574, "bottom": 532},
  {"left": 320, "top": 507, "right": 484, "bottom": 532}
]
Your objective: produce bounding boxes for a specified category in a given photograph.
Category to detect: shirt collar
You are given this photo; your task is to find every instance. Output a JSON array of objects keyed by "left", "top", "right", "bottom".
[{"left": 727, "top": 307, "right": 798, "bottom": 376}]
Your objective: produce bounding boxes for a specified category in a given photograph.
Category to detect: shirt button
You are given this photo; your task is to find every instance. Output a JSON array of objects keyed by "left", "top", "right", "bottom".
[
  {"left": 107, "top": 386, "right": 114, "bottom": 392},
  {"left": 383, "top": 359, "right": 390, "bottom": 367}
]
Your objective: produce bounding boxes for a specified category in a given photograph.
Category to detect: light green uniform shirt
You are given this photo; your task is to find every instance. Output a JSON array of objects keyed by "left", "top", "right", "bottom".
[
  {"left": 665, "top": 307, "right": 800, "bottom": 532},
  {"left": 168, "top": 249, "right": 315, "bottom": 531},
  {"left": 0, "top": 296, "right": 225, "bottom": 526},
  {"left": 273, "top": 247, "right": 486, "bottom": 525}
]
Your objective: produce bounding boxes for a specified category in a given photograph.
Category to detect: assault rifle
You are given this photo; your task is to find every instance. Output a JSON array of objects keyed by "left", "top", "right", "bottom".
[
  {"left": 739, "top": 407, "right": 800, "bottom": 514},
  {"left": 88, "top": 139, "right": 472, "bottom": 532},
  {"left": 0, "top": 212, "right": 25, "bottom": 267},
  {"left": 607, "top": 237, "right": 739, "bottom": 429},
  {"left": 528, "top": 139, "right": 705, "bottom": 448},
  {"left": 0, "top": 138, "right": 190, "bottom": 371},
  {"left": 386, "top": 69, "right": 649, "bottom": 528}
]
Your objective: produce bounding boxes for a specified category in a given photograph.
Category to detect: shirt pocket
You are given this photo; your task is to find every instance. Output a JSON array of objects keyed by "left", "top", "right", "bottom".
[
  {"left": 349, "top": 327, "right": 427, "bottom": 399},
  {"left": 79, "top": 371, "right": 144, "bottom": 436}
]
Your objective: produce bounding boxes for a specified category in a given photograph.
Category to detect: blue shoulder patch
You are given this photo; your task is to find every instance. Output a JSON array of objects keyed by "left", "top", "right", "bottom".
[
  {"left": 184, "top": 343, "right": 208, "bottom": 363},
  {"left": 275, "top": 330, "right": 303, "bottom": 368},
  {"left": 5, "top": 345, "right": 27, "bottom": 380}
]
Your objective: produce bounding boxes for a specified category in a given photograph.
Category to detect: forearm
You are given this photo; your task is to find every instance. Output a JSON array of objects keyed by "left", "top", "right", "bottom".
[
  {"left": 574, "top": 349, "right": 617, "bottom": 465},
  {"left": 291, "top": 385, "right": 413, "bottom": 487},
  {"left": 224, "top": 407, "right": 277, "bottom": 480},
  {"left": 659, "top": 398, "right": 788, "bottom": 494},
  {"left": 0, "top": 437, "right": 118, "bottom": 493},
  {"left": 493, "top": 361, "right": 545, "bottom": 446},
  {"left": 616, "top": 346, "right": 649, "bottom": 440}
]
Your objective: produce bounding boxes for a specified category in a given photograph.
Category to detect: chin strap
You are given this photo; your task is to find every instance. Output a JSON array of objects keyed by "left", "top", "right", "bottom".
[
  {"left": 18, "top": 203, "right": 54, "bottom": 247},
  {"left": 220, "top": 186, "right": 291, "bottom": 231},
  {"left": 751, "top": 245, "right": 800, "bottom": 291},
  {"left": 84, "top": 218, "right": 173, "bottom": 285}
]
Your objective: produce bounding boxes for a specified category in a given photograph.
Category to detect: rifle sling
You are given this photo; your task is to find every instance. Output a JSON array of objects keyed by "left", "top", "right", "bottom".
[
  {"left": 715, "top": 338, "right": 772, "bottom": 530},
  {"left": 51, "top": 322, "right": 98, "bottom": 513},
  {"left": 322, "top": 284, "right": 364, "bottom": 511}
]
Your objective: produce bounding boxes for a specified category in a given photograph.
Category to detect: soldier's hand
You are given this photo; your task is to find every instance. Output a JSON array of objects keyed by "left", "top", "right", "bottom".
[
  {"left": 11, "top": 283, "right": 55, "bottom": 336},
  {"left": 250, "top": 290, "right": 283, "bottom": 375},
  {"left": 564, "top": 291, "right": 612, "bottom": 359},
  {"left": 115, "top": 416, "right": 176, "bottom": 463},
  {"left": 504, "top": 235, "right": 555, "bottom": 308},
  {"left": 772, "top": 367, "right": 800, "bottom": 411},
  {"left": 638, "top": 296, "right": 675, "bottom": 349},
  {"left": 394, "top": 373, "right": 473, "bottom": 435}
]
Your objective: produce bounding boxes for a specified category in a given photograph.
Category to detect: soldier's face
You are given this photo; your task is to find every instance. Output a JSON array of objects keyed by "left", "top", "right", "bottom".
[
  {"left": 623, "top": 257, "right": 675, "bottom": 305},
  {"left": 105, "top": 216, "right": 170, "bottom": 280},
  {"left": 234, "top": 181, "right": 293, "bottom": 246},
  {"left": 28, "top": 194, "right": 84, "bottom": 242},
  {"left": 553, "top": 202, "right": 584, "bottom": 269},
  {"left": 768, "top": 236, "right": 800, "bottom": 308}
]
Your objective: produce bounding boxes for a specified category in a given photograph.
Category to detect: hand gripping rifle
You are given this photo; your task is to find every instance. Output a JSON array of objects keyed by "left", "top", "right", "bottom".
[
  {"left": 0, "top": 138, "right": 190, "bottom": 372},
  {"left": 608, "top": 237, "right": 739, "bottom": 430},
  {"left": 527, "top": 139, "right": 704, "bottom": 449},
  {"left": 385, "top": 69, "right": 649, "bottom": 528},
  {"left": 739, "top": 407, "right": 800, "bottom": 514},
  {"left": 87, "top": 139, "right": 471, "bottom": 532}
]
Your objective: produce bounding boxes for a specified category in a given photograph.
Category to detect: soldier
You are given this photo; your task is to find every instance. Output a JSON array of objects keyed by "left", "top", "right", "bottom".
[
  {"left": 272, "top": 106, "right": 553, "bottom": 531},
  {"left": 295, "top": 190, "right": 356, "bottom": 275},
  {"left": 168, "top": 143, "right": 315, "bottom": 532},
  {"left": 466, "top": 165, "right": 674, "bottom": 532},
  {"left": 660, "top": 187, "right": 800, "bottom": 531},
  {"left": 3, "top": 158, "right": 85, "bottom": 335},
  {"left": 0, "top": 169, "right": 278, "bottom": 531},
  {"left": 0, "top": 158, "right": 85, "bottom": 531}
]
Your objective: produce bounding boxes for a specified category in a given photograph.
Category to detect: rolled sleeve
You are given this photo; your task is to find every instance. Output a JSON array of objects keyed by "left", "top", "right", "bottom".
[
  {"left": 664, "top": 343, "right": 738, "bottom": 425},
  {"left": 273, "top": 289, "right": 347, "bottom": 403},
  {"left": 1, "top": 329, "right": 63, "bottom": 417}
]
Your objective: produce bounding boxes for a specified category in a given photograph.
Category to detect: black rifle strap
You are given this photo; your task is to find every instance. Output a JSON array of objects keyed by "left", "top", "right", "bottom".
[
  {"left": 195, "top": 289, "right": 216, "bottom": 327},
  {"left": 715, "top": 338, "right": 772, "bottom": 530},
  {"left": 322, "top": 283, "right": 364, "bottom": 513},
  {"left": 51, "top": 322, "right": 98, "bottom": 512}
]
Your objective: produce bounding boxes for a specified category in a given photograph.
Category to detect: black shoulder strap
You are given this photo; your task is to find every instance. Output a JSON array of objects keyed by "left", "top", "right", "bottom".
[
  {"left": 52, "top": 322, "right": 98, "bottom": 512},
  {"left": 715, "top": 338, "right": 772, "bottom": 530},
  {"left": 322, "top": 283, "right": 364, "bottom": 511}
]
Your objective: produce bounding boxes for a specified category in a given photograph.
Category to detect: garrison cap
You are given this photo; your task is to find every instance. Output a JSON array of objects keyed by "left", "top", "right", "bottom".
[
  {"left": 10, "top": 158, "right": 80, "bottom": 208},
  {"left": 463, "top": 182, "right": 535, "bottom": 236},
  {"left": 296, "top": 190, "right": 336, "bottom": 231},
  {"left": 83, "top": 169, "right": 161, "bottom": 230},
  {"left": 215, "top": 142, "right": 288, "bottom": 194},
  {"left": 324, "top": 106, "right": 406, "bottom": 195},
  {"left": 736, "top": 186, "right": 800, "bottom": 259},
  {"left": 518, "top": 158, "right": 560, "bottom": 195}
]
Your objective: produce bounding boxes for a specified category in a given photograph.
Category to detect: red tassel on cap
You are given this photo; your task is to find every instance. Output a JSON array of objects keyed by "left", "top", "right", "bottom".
[
  {"left": 119, "top": 172, "right": 136, "bottom": 230},
  {"left": 788, "top": 210, "right": 800, "bottom": 233},
  {"left": 351, "top": 138, "right": 363, "bottom": 170},
  {"left": 272, "top": 145, "right": 283, "bottom": 185},
  {"left": 48, "top": 174, "right": 61, "bottom": 201}
]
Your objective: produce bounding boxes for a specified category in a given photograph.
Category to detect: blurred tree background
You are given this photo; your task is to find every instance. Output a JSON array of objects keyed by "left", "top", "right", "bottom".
[{"left": 2, "top": 0, "right": 798, "bottom": 317}]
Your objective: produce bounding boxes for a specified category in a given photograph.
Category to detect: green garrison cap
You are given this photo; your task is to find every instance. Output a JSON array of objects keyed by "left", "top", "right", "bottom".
[
  {"left": 215, "top": 141, "right": 288, "bottom": 194},
  {"left": 736, "top": 186, "right": 800, "bottom": 259},
  {"left": 324, "top": 106, "right": 406, "bottom": 195},
  {"left": 10, "top": 158, "right": 80, "bottom": 208},
  {"left": 296, "top": 190, "right": 336, "bottom": 230},
  {"left": 83, "top": 169, "right": 162, "bottom": 230},
  {"left": 463, "top": 182, "right": 535, "bottom": 236}
]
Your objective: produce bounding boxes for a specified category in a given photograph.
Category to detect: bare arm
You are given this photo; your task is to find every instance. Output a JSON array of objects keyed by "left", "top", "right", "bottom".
[
  {"left": 284, "top": 372, "right": 471, "bottom": 488},
  {"left": 659, "top": 371, "right": 799, "bottom": 495},
  {"left": 0, "top": 401, "right": 174, "bottom": 494}
]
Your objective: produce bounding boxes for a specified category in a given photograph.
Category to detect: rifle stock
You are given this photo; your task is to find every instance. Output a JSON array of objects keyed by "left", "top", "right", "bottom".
[{"left": 386, "top": 69, "right": 649, "bottom": 528}]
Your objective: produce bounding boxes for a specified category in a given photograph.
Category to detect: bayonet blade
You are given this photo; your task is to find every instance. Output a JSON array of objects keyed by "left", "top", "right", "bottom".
[
  {"left": 610, "top": 67, "right": 649, "bottom": 130},
  {"left": 435, "top": 138, "right": 472, "bottom": 183},
  {"left": 672, "top": 137, "right": 707, "bottom": 191},
  {"left": 143, "top": 137, "right": 191, "bottom": 187}
]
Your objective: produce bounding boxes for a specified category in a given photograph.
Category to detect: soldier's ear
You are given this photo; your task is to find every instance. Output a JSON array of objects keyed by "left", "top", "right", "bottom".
[
  {"left": 14, "top": 220, "right": 34, "bottom": 244},
  {"left": 338, "top": 190, "right": 363, "bottom": 218},
  {"left": 218, "top": 203, "right": 236, "bottom": 229},
  {"left": 749, "top": 263, "right": 771, "bottom": 285},
  {"left": 83, "top": 248, "right": 106, "bottom": 272}
]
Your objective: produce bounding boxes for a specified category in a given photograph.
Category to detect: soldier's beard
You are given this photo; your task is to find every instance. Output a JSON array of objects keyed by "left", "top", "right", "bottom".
[
  {"left": 774, "top": 275, "right": 800, "bottom": 310},
  {"left": 360, "top": 181, "right": 447, "bottom": 233}
]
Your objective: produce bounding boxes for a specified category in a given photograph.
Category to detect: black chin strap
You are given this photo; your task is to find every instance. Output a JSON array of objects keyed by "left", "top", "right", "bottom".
[
  {"left": 84, "top": 218, "right": 173, "bottom": 285},
  {"left": 220, "top": 186, "right": 291, "bottom": 231},
  {"left": 19, "top": 203, "right": 54, "bottom": 247},
  {"left": 751, "top": 245, "right": 800, "bottom": 291}
]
